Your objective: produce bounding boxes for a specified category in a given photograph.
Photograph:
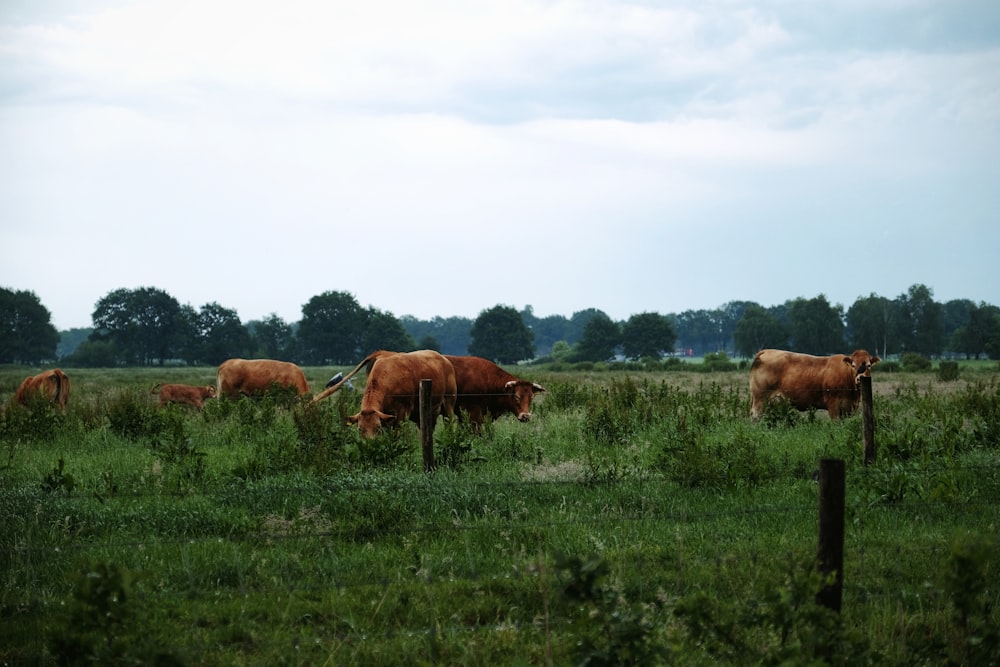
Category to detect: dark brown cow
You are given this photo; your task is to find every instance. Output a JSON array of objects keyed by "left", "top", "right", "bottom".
[
  {"left": 216, "top": 358, "right": 310, "bottom": 399},
  {"left": 749, "top": 349, "right": 879, "bottom": 421},
  {"left": 152, "top": 383, "right": 217, "bottom": 409},
  {"left": 312, "top": 350, "right": 456, "bottom": 438},
  {"left": 14, "top": 369, "right": 71, "bottom": 411},
  {"left": 445, "top": 355, "right": 545, "bottom": 433}
]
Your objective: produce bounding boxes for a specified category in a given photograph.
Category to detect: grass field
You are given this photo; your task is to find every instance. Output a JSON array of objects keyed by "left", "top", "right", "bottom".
[{"left": 1, "top": 362, "right": 998, "bottom": 665}]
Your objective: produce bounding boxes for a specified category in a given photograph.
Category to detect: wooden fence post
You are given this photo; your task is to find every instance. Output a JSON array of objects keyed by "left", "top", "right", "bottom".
[
  {"left": 816, "top": 458, "right": 845, "bottom": 613},
  {"left": 419, "top": 379, "right": 435, "bottom": 473},
  {"left": 861, "top": 375, "right": 876, "bottom": 466}
]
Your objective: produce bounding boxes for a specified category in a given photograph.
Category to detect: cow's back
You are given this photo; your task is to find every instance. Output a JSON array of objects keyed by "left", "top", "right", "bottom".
[
  {"left": 217, "top": 358, "right": 309, "bottom": 398},
  {"left": 15, "top": 369, "right": 70, "bottom": 410}
]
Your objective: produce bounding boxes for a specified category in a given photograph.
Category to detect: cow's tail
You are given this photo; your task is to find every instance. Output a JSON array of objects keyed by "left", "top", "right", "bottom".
[{"left": 310, "top": 350, "right": 388, "bottom": 403}]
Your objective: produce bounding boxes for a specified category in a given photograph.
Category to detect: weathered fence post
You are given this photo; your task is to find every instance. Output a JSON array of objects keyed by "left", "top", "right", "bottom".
[
  {"left": 861, "top": 375, "right": 876, "bottom": 466},
  {"left": 816, "top": 458, "right": 845, "bottom": 613},
  {"left": 419, "top": 379, "right": 435, "bottom": 473}
]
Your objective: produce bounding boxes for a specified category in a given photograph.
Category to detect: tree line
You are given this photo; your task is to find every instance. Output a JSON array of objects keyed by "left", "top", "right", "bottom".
[{"left": 1, "top": 284, "right": 998, "bottom": 367}]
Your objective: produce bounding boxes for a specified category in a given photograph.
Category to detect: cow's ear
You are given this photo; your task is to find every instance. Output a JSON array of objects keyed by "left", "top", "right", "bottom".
[
  {"left": 347, "top": 413, "right": 360, "bottom": 424},
  {"left": 532, "top": 383, "right": 545, "bottom": 394},
  {"left": 843, "top": 357, "right": 854, "bottom": 367},
  {"left": 871, "top": 356, "right": 880, "bottom": 366},
  {"left": 381, "top": 413, "right": 397, "bottom": 425},
  {"left": 504, "top": 380, "right": 516, "bottom": 392}
]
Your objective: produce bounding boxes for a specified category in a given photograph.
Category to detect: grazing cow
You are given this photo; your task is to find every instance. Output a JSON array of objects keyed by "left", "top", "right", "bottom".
[
  {"left": 749, "top": 349, "right": 879, "bottom": 421},
  {"left": 445, "top": 355, "right": 545, "bottom": 433},
  {"left": 14, "top": 369, "right": 71, "bottom": 411},
  {"left": 216, "top": 358, "right": 310, "bottom": 399},
  {"left": 312, "top": 350, "right": 456, "bottom": 438},
  {"left": 152, "top": 383, "right": 217, "bottom": 409}
]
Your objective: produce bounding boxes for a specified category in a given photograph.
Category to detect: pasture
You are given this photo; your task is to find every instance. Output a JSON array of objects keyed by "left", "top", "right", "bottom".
[{"left": 1, "top": 362, "right": 998, "bottom": 665}]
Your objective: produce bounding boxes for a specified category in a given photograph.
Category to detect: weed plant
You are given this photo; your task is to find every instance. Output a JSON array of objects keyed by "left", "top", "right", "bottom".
[{"left": 0, "top": 365, "right": 997, "bottom": 665}]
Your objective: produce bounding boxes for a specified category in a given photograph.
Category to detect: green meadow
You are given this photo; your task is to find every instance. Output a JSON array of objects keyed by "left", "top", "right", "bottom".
[{"left": 1, "top": 363, "right": 998, "bottom": 665}]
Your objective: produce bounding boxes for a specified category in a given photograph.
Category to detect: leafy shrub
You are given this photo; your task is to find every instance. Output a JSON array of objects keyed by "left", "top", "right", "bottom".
[
  {"left": 105, "top": 389, "right": 168, "bottom": 441},
  {"left": 701, "top": 352, "right": 738, "bottom": 372},
  {"left": 901, "top": 352, "right": 932, "bottom": 372},
  {"left": 937, "top": 361, "right": 960, "bottom": 381}
]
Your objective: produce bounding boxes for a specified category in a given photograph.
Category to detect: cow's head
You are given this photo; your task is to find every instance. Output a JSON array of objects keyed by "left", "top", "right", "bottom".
[
  {"left": 846, "top": 350, "right": 880, "bottom": 383},
  {"left": 204, "top": 385, "right": 218, "bottom": 398},
  {"left": 504, "top": 380, "right": 546, "bottom": 422},
  {"left": 348, "top": 409, "right": 396, "bottom": 438}
]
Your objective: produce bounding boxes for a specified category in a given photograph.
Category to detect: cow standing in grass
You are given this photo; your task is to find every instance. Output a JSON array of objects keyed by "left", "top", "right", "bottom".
[
  {"left": 152, "top": 383, "right": 217, "bottom": 409},
  {"left": 216, "top": 359, "right": 310, "bottom": 399},
  {"left": 445, "top": 355, "right": 545, "bottom": 433},
  {"left": 313, "top": 350, "right": 456, "bottom": 438},
  {"left": 13, "top": 369, "right": 71, "bottom": 411},
  {"left": 749, "top": 349, "right": 879, "bottom": 421}
]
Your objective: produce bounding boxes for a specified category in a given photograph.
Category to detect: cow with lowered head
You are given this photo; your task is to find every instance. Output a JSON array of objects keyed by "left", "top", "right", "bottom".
[
  {"left": 445, "top": 355, "right": 545, "bottom": 433},
  {"left": 13, "top": 369, "right": 71, "bottom": 411},
  {"left": 216, "top": 358, "right": 310, "bottom": 399},
  {"left": 312, "top": 350, "right": 456, "bottom": 438},
  {"left": 152, "top": 383, "right": 217, "bottom": 409},
  {"left": 749, "top": 349, "right": 879, "bottom": 421}
]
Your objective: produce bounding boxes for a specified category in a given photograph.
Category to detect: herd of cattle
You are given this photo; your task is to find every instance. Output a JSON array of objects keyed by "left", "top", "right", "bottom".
[{"left": 5, "top": 348, "right": 881, "bottom": 435}]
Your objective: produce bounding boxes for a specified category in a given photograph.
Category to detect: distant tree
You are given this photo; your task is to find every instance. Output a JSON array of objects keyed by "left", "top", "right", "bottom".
[
  {"left": 717, "top": 301, "right": 756, "bottom": 354},
  {"left": 193, "top": 302, "right": 252, "bottom": 365},
  {"left": 846, "top": 294, "right": 896, "bottom": 356},
  {"left": 90, "top": 287, "right": 181, "bottom": 365},
  {"left": 469, "top": 305, "right": 534, "bottom": 363},
  {"left": 565, "top": 309, "right": 607, "bottom": 346},
  {"left": 621, "top": 312, "right": 676, "bottom": 360},
  {"left": 56, "top": 327, "right": 93, "bottom": 361},
  {"left": 249, "top": 313, "right": 295, "bottom": 360},
  {"left": 733, "top": 304, "right": 788, "bottom": 358},
  {"left": 62, "top": 339, "right": 120, "bottom": 367},
  {"left": 950, "top": 302, "right": 1000, "bottom": 359},
  {"left": 520, "top": 305, "right": 571, "bottom": 357},
  {"left": 361, "top": 308, "right": 416, "bottom": 353},
  {"left": 417, "top": 335, "right": 440, "bottom": 351},
  {"left": 674, "top": 309, "right": 722, "bottom": 356},
  {"left": 298, "top": 291, "right": 367, "bottom": 364},
  {"left": 787, "top": 295, "right": 845, "bottom": 354},
  {"left": 0, "top": 287, "right": 60, "bottom": 364},
  {"left": 895, "top": 284, "right": 944, "bottom": 356},
  {"left": 400, "top": 315, "right": 472, "bottom": 355},
  {"left": 573, "top": 312, "right": 621, "bottom": 362}
]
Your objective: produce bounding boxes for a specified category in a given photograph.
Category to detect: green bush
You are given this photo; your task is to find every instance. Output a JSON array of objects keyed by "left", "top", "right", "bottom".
[
  {"left": 938, "top": 361, "right": 960, "bottom": 381},
  {"left": 901, "top": 352, "right": 932, "bottom": 372}
]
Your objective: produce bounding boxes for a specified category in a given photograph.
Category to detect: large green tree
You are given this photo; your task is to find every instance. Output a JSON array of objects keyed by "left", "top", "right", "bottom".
[
  {"left": 733, "top": 304, "right": 788, "bottom": 358},
  {"left": 468, "top": 305, "right": 534, "bottom": 363},
  {"left": 895, "top": 284, "right": 944, "bottom": 356},
  {"left": 361, "top": 308, "right": 416, "bottom": 353},
  {"left": 90, "top": 287, "right": 181, "bottom": 365},
  {"left": 191, "top": 302, "right": 252, "bottom": 365},
  {"left": 298, "top": 291, "right": 367, "bottom": 364},
  {"left": 0, "top": 287, "right": 60, "bottom": 364},
  {"left": 787, "top": 295, "right": 845, "bottom": 354},
  {"left": 846, "top": 293, "right": 896, "bottom": 356},
  {"left": 950, "top": 302, "right": 1000, "bottom": 359},
  {"left": 572, "top": 311, "right": 621, "bottom": 362},
  {"left": 248, "top": 314, "right": 296, "bottom": 360},
  {"left": 621, "top": 312, "right": 676, "bottom": 360}
]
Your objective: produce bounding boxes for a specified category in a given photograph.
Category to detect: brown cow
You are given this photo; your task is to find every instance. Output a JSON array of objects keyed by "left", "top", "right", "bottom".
[
  {"left": 152, "top": 383, "right": 217, "bottom": 409},
  {"left": 14, "top": 369, "right": 71, "bottom": 411},
  {"left": 749, "top": 349, "right": 879, "bottom": 421},
  {"left": 312, "top": 350, "right": 456, "bottom": 438},
  {"left": 445, "top": 355, "right": 545, "bottom": 433},
  {"left": 216, "top": 358, "right": 310, "bottom": 399}
]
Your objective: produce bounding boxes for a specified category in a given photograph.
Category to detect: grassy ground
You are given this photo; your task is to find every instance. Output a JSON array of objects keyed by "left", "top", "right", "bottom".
[{"left": 1, "top": 363, "right": 998, "bottom": 665}]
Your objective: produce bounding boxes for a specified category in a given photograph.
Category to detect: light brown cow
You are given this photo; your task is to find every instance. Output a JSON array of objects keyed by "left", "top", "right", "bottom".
[
  {"left": 14, "top": 369, "right": 71, "bottom": 411},
  {"left": 445, "top": 355, "right": 545, "bottom": 433},
  {"left": 749, "top": 349, "right": 879, "bottom": 421},
  {"left": 216, "top": 358, "right": 310, "bottom": 399},
  {"left": 152, "top": 383, "right": 217, "bottom": 409},
  {"left": 312, "top": 350, "right": 456, "bottom": 438}
]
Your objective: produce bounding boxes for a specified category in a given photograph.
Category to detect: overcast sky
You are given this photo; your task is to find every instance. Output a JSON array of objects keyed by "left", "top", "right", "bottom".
[{"left": 2, "top": 1, "right": 998, "bottom": 331}]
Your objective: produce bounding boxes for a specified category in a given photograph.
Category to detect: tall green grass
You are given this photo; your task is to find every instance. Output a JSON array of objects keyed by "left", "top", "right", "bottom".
[{"left": 0, "top": 365, "right": 997, "bottom": 665}]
